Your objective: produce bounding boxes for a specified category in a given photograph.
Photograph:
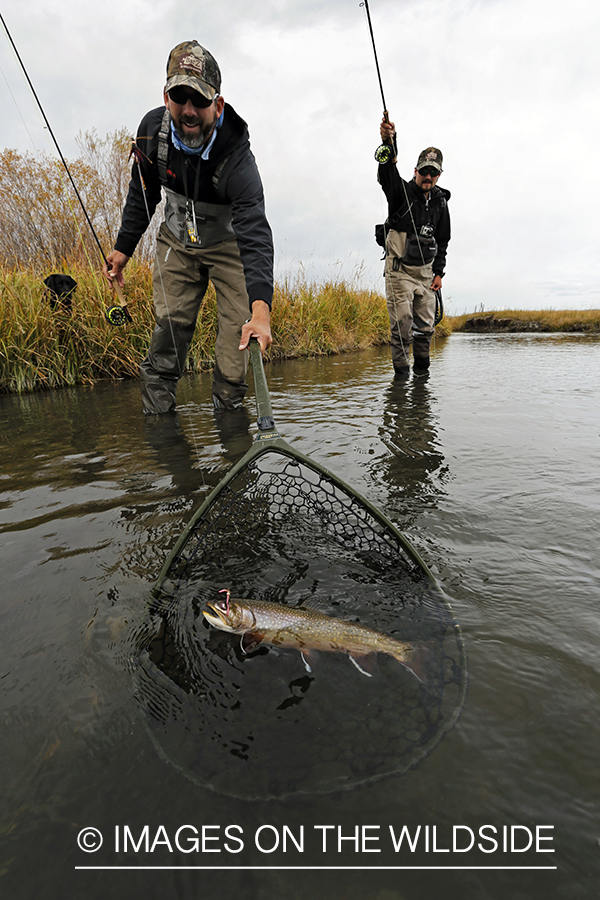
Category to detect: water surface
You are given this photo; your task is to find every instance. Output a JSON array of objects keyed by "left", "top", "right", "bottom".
[{"left": 1, "top": 333, "right": 599, "bottom": 899}]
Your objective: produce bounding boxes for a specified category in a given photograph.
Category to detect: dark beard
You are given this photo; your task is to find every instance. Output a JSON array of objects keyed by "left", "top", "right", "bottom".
[{"left": 173, "top": 113, "right": 216, "bottom": 150}]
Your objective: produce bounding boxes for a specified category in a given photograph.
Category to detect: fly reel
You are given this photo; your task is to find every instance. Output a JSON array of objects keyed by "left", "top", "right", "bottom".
[
  {"left": 374, "top": 143, "right": 393, "bottom": 164},
  {"left": 105, "top": 305, "right": 133, "bottom": 326}
]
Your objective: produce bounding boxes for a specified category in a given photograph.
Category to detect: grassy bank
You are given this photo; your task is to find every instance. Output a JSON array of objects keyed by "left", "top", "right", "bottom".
[
  {"left": 3, "top": 263, "right": 597, "bottom": 395},
  {"left": 0, "top": 262, "right": 394, "bottom": 394},
  {"left": 446, "top": 308, "right": 600, "bottom": 333}
]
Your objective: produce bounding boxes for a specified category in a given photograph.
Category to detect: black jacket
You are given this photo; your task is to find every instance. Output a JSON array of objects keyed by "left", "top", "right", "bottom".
[
  {"left": 115, "top": 103, "right": 273, "bottom": 308},
  {"left": 378, "top": 160, "right": 451, "bottom": 278}
]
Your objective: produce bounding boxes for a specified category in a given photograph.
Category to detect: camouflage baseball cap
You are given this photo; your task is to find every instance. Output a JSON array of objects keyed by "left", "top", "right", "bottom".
[
  {"left": 165, "top": 41, "right": 221, "bottom": 100},
  {"left": 416, "top": 147, "right": 443, "bottom": 173}
]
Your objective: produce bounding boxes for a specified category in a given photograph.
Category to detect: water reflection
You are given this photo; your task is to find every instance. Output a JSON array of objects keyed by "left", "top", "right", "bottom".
[
  {"left": 212, "top": 406, "right": 253, "bottom": 465},
  {"left": 2, "top": 337, "right": 599, "bottom": 899},
  {"left": 142, "top": 405, "right": 253, "bottom": 489},
  {"left": 142, "top": 414, "right": 206, "bottom": 496},
  {"left": 377, "top": 375, "right": 449, "bottom": 526}
]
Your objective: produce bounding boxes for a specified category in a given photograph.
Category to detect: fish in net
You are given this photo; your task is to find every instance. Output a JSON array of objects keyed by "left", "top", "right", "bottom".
[{"left": 131, "top": 341, "right": 467, "bottom": 799}]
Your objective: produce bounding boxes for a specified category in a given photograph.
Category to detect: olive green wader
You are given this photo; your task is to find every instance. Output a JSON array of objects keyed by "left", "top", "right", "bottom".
[
  {"left": 141, "top": 220, "right": 250, "bottom": 414},
  {"left": 384, "top": 229, "right": 436, "bottom": 375}
]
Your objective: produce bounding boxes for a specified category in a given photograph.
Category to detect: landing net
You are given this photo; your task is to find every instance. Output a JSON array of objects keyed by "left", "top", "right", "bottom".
[{"left": 131, "top": 344, "right": 467, "bottom": 799}]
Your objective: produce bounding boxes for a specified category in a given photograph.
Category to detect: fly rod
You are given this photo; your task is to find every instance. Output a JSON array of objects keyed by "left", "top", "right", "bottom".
[
  {"left": 360, "top": 3, "right": 439, "bottom": 293},
  {"left": 360, "top": 0, "right": 397, "bottom": 164},
  {"left": 0, "top": 12, "right": 132, "bottom": 325}
]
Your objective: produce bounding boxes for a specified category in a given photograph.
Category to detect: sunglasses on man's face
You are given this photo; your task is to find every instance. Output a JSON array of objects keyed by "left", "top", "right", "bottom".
[
  {"left": 418, "top": 166, "right": 440, "bottom": 178},
  {"left": 168, "top": 86, "right": 215, "bottom": 108}
]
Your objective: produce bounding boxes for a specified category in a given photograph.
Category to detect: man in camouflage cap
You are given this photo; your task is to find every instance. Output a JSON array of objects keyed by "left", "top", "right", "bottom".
[
  {"left": 376, "top": 118, "right": 451, "bottom": 378},
  {"left": 104, "top": 40, "right": 273, "bottom": 414},
  {"left": 165, "top": 40, "right": 221, "bottom": 102}
]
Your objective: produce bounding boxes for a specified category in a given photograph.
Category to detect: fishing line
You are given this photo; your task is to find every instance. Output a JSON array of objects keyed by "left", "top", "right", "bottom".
[
  {"left": 131, "top": 141, "right": 208, "bottom": 479},
  {"left": 0, "top": 59, "right": 38, "bottom": 151},
  {"left": 359, "top": 0, "right": 425, "bottom": 258},
  {"left": 0, "top": 12, "right": 132, "bottom": 326},
  {"left": 131, "top": 145, "right": 182, "bottom": 378},
  {"left": 1, "top": 28, "right": 109, "bottom": 282},
  {"left": 2, "top": 50, "right": 102, "bottom": 280},
  {"left": 141, "top": 338, "right": 468, "bottom": 798},
  {"left": 360, "top": 0, "right": 442, "bottom": 363},
  {"left": 360, "top": 0, "right": 394, "bottom": 164}
]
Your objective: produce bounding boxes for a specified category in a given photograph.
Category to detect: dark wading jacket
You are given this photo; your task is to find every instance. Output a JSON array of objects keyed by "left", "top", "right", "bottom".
[
  {"left": 378, "top": 159, "right": 451, "bottom": 279},
  {"left": 114, "top": 103, "right": 274, "bottom": 309}
]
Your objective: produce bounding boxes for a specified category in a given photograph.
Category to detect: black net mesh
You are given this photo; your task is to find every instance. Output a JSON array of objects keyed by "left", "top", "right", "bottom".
[{"left": 132, "top": 446, "right": 466, "bottom": 799}]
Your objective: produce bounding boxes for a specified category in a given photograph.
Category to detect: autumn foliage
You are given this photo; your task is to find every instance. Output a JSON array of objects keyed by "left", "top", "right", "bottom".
[{"left": 0, "top": 129, "right": 161, "bottom": 268}]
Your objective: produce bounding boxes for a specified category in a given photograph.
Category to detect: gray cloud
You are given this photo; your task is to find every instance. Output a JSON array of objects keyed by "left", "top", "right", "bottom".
[{"left": 1, "top": 0, "right": 598, "bottom": 310}]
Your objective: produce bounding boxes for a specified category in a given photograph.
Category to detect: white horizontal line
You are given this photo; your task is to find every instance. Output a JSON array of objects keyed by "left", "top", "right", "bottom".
[{"left": 75, "top": 866, "right": 558, "bottom": 871}]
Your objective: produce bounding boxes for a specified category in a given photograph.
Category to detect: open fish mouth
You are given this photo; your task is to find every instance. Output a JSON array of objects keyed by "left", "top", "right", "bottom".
[{"left": 203, "top": 602, "right": 229, "bottom": 629}]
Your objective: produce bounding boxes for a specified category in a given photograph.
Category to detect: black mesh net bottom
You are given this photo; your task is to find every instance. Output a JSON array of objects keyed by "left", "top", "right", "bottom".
[{"left": 132, "top": 447, "right": 466, "bottom": 799}]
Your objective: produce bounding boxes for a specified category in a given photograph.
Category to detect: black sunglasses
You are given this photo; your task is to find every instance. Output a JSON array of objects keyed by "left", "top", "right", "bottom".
[
  {"left": 168, "top": 86, "right": 215, "bottom": 109},
  {"left": 418, "top": 166, "right": 440, "bottom": 178}
]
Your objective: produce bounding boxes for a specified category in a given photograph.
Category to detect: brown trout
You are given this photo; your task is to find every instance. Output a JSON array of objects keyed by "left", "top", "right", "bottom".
[{"left": 203, "top": 590, "right": 427, "bottom": 682}]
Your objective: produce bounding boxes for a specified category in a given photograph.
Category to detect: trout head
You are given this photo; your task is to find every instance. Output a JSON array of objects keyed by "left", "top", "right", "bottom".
[{"left": 203, "top": 597, "right": 257, "bottom": 634}]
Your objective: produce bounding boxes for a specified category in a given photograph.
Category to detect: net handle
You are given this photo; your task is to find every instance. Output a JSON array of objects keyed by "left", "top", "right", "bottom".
[{"left": 249, "top": 338, "right": 276, "bottom": 431}]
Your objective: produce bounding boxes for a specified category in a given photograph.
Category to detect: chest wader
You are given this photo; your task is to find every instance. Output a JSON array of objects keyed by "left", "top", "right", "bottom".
[
  {"left": 384, "top": 230, "right": 436, "bottom": 377},
  {"left": 141, "top": 117, "right": 250, "bottom": 414}
]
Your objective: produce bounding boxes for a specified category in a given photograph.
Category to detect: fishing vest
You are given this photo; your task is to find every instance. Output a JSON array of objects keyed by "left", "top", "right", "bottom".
[
  {"left": 386, "top": 187, "right": 448, "bottom": 266},
  {"left": 388, "top": 187, "right": 448, "bottom": 239},
  {"left": 157, "top": 109, "right": 235, "bottom": 249}
]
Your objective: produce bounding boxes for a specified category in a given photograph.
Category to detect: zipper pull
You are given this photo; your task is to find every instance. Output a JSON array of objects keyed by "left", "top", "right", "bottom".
[{"left": 185, "top": 201, "right": 198, "bottom": 244}]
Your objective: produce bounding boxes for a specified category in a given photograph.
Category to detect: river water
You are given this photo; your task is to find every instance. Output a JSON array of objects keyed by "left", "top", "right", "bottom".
[{"left": 1, "top": 333, "right": 599, "bottom": 900}]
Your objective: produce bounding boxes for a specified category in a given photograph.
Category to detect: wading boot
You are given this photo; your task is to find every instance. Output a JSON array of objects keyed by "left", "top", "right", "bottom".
[{"left": 413, "top": 357, "right": 430, "bottom": 377}]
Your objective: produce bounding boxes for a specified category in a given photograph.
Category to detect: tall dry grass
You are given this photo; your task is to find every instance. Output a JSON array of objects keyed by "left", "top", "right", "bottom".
[
  {"left": 12, "top": 129, "right": 595, "bottom": 397},
  {"left": 269, "top": 274, "right": 390, "bottom": 359},
  {"left": 0, "top": 130, "right": 395, "bottom": 394},
  {"left": 0, "top": 262, "right": 393, "bottom": 394},
  {"left": 0, "top": 263, "right": 152, "bottom": 393},
  {"left": 446, "top": 309, "right": 600, "bottom": 332}
]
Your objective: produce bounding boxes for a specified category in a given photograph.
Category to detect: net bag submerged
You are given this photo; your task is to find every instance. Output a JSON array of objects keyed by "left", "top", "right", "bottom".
[{"left": 132, "top": 342, "right": 467, "bottom": 799}]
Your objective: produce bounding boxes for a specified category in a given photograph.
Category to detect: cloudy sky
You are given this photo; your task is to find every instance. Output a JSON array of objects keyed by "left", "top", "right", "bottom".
[{"left": 1, "top": 0, "right": 599, "bottom": 313}]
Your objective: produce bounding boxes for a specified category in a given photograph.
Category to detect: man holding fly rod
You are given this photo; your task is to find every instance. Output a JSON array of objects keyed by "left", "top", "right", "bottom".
[
  {"left": 103, "top": 40, "right": 273, "bottom": 415},
  {"left": 377, "top": 118, "right": 451, "bottom": 377}
]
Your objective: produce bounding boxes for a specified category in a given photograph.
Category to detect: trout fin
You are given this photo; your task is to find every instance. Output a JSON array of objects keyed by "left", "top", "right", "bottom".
[
  {"left": 348, "top": 652, "right": 375, "bottom": 677},
  {"left": 300, "top": 650, "right": 314, "bottom": 673},
  {"left": 395, "top": 648, "right": 431, "bottom": 684},
  {"left": 240, "top": 632, "right": 264, "bottom": 654}
]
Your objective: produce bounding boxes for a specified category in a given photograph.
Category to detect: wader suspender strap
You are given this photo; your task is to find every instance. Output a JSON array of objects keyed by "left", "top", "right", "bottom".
[
  {"left": 157, "top": 108, "right": 171, "bottom": 186},
  {"left": 157, "top": 108, "right": 233, "bottom": 195},
  {"left": 389, "top": 189, "right": 415, "bottom": 233}
]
